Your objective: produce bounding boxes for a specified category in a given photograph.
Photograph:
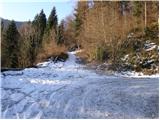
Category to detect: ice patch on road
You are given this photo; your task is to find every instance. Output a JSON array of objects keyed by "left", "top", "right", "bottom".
[{"left": 10, "top": 93, "right": 24, "bottom": 102}]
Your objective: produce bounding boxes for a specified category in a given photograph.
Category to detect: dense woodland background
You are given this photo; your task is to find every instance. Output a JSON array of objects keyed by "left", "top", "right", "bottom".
[{"left": 1, "top": 1, "right": 159, "bottom": 74}]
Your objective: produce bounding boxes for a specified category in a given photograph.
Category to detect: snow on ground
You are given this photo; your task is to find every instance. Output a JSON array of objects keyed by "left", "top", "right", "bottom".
[
  {"left": 0, "top": 51, "right": 159, "bottom": 119},
  {"left": 115, "top": 71, "right": 159, "bottom": 78},
  {"left": 144, "top": 41, "right": 158, "bottom": 51}
]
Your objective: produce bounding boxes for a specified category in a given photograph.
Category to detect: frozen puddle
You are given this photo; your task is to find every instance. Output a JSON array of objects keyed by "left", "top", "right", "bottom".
[{"left": 1, "top": 51, "right": 159, "bottom": 119}]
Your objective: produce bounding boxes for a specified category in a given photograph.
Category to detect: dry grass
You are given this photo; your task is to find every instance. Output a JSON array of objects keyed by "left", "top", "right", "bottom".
[
  {"left": 36, "top": 40, "right": 67, "bottom": 63},
  {"left": 76, "top": 50, "right": 89, "bottom": 62}
]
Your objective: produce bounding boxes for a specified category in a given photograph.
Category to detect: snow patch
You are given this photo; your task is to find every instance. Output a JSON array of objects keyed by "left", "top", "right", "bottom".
[{"left": 115, "top": 71, "right": 159, "bottom": 78}]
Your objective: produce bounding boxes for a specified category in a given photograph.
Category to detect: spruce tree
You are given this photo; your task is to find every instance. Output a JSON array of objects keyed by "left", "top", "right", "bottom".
[
  {"left": 48, "top": 7, "right": 58, "bottom": 31},
  {"left": 39, "top": 9, "right": 47, "bottom": 35},
  {"left": 1, "top": 20, "right": 7, "bottom": 67},
  {"left": 74, "top": 1, "right": 88, "bottom": 37},
  {"left": 47, "top": 6, "right": 58, "bottom": 44},
  {"left": 5, "top": 20, "right": 20, "bottom": 68},
  {"left": 74, "top": 1, "right": 88, "bottom": 48},
  {"left": 32, "top": 10, "right": 46, "bottom": 39},
  {"left": 57, "top": 20, "right": 65, "bottom": 45},
  {"left": 31, "top": 10, "right": 47, "bottom": 60}
]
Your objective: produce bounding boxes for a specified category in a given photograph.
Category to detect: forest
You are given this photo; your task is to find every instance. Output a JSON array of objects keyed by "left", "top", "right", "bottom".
[
  {"left": 1, "top": 1, "right": 159, "bottom": 119},
  {"left": 1, "top": 1, "right": 159, "bottom": 75}
]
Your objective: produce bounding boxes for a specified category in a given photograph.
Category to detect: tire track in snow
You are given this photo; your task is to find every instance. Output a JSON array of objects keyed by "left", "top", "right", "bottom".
[{"left": 61, "top": 85, "right": 86, "bottom": 118}]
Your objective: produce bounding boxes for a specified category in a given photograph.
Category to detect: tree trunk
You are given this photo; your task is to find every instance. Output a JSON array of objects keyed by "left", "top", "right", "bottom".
[
  {"left": 145, "top": 1, "right": 147, "bottom": 28},
  {"left": 101, "top": 0, "right": 107, "bottom": 44}
]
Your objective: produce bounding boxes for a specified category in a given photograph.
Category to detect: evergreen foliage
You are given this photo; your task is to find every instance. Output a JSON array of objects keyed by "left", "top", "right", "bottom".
[
  {"left": 2, "top": 20, "right": 20, "bottom": 68},
  {"left": 48, "top": 7, "right": 58, "bottom": 31},
  {"left": 57, "top": 20, "right": 65, "bottom": 45}
]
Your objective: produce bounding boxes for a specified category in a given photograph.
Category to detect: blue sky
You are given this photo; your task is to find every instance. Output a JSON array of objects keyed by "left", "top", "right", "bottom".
[{"left": 0, "top": 0, "right": 76, "bottom": 23}]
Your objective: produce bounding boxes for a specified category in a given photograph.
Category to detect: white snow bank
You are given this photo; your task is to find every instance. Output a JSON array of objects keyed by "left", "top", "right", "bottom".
[
  {"left": 115, "top": 71, "right": 159, "bottom": 78},
  {"left": 69, "top": 49, "right": 83, "bottom": 54},
  {"left": 29, "top": 79, "right": 72, "bottom": 85},
  {"left": 144, "top": 41, "right": 158, "bottom": 51},
  {"left": 145, "top": 45, "right": 157, "bottom": 51}
]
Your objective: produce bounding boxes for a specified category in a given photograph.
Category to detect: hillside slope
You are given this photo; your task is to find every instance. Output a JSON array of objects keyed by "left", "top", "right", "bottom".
[{"left": 1, "top": 18, "right": 26, "bottom": 29}]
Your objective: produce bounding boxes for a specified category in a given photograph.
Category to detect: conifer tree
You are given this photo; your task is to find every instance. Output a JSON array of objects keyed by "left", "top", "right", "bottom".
[
  {"left": 31, "top": 10, "right": 47, "bottom": 60},
  {"left": 74, "top": 1, "right": 88, "bottom": 37},
  {"left": 48, "top": 7, "right": 58, "bottom": 31},
  {"left": 32, "top": 9, "right": 46, "bottom": 40},
  {"left": 74, "top": 1, "right": 88, "bottom": 48},
  {"left": 46, "top": 6, "right": 58, "bottom": 45},
  {"left": 57, "top": 20, "right": 65, "bottom": 45},
  {"left": 1, "top": 20, "right": 7, "bottom": 67},
  {"left": 4, "top": 20, "right": 20, "bottom": 68},
  {"left": 39, "top": 9, "right": 47, "bottom": 35}
]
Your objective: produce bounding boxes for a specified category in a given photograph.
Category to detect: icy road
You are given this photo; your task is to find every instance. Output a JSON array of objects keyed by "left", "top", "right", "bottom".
[{"left": 1, "top": 51, "right": 159, "bottom": 119}]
